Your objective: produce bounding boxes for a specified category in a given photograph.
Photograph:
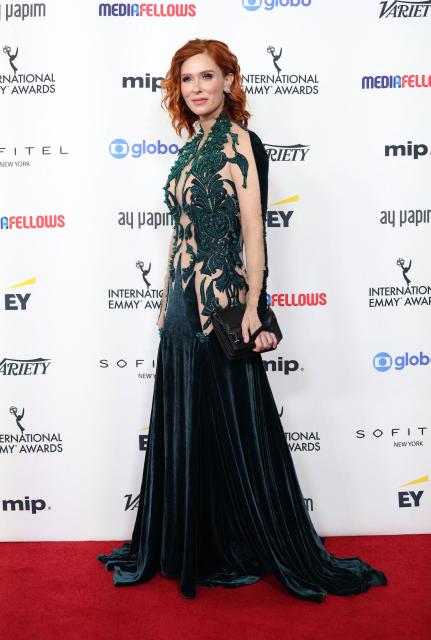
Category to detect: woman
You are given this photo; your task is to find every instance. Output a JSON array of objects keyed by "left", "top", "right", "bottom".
[{"left": 98, "top": 39, "right": 387, "bottom": 602}]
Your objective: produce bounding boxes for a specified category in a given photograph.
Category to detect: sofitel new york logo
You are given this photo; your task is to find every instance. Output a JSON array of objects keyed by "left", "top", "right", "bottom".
[
  {"left": 241, "top": 45, "right": 319, "bottom": 96},
  {"left": 379, "top": 1, "right": 431, "bottom": 18},
  {"left": 368, "top": 258, "right": 431, "bottom": 307},
  {"left": 1, "top": 44, "right": 55, "bottom": 95},
  {"left": 0, "top": 357, "right": 51, "bottom": 375},
  {"left": 108, "top": 261, "right": 162, "bottom": 310},
  {"left": 0, "top": 406, "right": 63, "bottom": 455},
  {"left": 355, "top": 426, "right": 428, "bottom": 448}
]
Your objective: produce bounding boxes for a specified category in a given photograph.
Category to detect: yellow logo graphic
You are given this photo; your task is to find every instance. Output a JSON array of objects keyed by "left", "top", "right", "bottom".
[
  {"left": 400, "top": 474, "right": 428, "bottom": 487},
  {"left": 270, "top": 195, "right": 300, "bottom": 206},
  {"left": 7, "top": 277, "right": 37, "bottom": 288}
]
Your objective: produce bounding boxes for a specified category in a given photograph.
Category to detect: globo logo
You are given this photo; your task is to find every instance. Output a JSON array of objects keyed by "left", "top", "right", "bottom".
[
  {"left": 373, "top": 351, "right": 430, "bottom": 372},
  {"left": 242, "top": 0, "right": 312, "bottom": 11},
  {"left": 109, "top": 138, "right": 179, "bottom": 159}
]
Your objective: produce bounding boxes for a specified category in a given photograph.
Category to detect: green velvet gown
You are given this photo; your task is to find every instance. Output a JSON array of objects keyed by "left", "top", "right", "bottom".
[{"left": 98, "top": 111, "right": 388, "bottom": 601}]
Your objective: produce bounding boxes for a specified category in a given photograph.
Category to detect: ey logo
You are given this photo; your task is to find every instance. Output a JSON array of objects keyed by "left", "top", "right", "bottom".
[
  {"left": 267, "top": 195, "right": 299, "bottom": 228},
  {"left": 398, "top": 474, "right": 428, "bottom": 508},
  {"left": 4, "top": 277, "right": 36, "bottom": 310}
]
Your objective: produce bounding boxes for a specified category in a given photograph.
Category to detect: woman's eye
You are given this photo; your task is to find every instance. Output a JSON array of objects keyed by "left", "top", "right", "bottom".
[
  {"left": 181, "top": 76, "right": 191, "bottom": 82},
  {"left": 203, "top": 74, "right": 213, "bottom": 80}
]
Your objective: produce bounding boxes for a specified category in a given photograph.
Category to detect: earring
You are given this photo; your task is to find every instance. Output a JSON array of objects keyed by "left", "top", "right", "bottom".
[{"left": 224, "top": 88, "right": 231, "bottom": 94}]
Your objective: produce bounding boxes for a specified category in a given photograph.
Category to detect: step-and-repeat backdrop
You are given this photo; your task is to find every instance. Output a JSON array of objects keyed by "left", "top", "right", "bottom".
[{"left": 1, "top": 0, "right": 430, "bottom": 541}]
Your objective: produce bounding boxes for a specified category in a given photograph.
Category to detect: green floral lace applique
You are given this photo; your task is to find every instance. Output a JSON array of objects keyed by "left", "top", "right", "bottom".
[{"left": 164, "top": 110, "right": 250, "bottom": 330}]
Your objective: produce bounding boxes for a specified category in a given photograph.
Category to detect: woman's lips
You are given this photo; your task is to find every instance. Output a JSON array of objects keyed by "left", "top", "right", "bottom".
[{"left": 192, "top": 98, "right": 207, "bottom": 104}]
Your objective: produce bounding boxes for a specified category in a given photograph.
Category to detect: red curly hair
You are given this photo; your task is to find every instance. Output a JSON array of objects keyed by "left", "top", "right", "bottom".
[{"left": 161, "top": 39, "right": 250, "bottom": 138}]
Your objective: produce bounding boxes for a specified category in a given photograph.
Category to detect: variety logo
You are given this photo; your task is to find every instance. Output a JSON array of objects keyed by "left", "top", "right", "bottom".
[
  {"left": 2, "top": 496, "right": 49, "bottom": 513},
  {"left": 379, "top": 1, "right": 431, "bottom": 18},
  {"left": 122, "top": 73, "right": 164, "bottom": 91},
  {"left": 355, "top": 426, "right": 428, "bottom": 448},
  {"left": 385, "top": 140, "right": 429, "bottom": 159},
  {"left": 398, "top": 474, "right": 428, "bottom": 508},
  {"left": 264, "top": 142, "right": 310, "bottom": 162},
  {"left": 0, "top": 357, "right": 51, "bottom": 375},
  {"left": 1, "top": 214, "right": 65, "bottom": 230},
  {"left": 0, "top": 2, "right": 46, "bottom": 21},
  {"left": 109, "top": 138, "right": 179, "bottom": 158},
  {"left": 107, "top": 259, "right": 163, "bottom": 310},
  {"left": 99, "top": 2, "right": 197, "bottom": 17},
  {"left": 368, "top": 258, "right": 431, "bottom": 308},
  {"left": 363, "top": 74, "right": 431, "bottom": 89},
  {"left": 242, "top": 0, "right": 312, "bottom": 11},
  {"left": 263, "top": 355, "right": 303, "bottom": 375},
  {"left": 380, "top": 208, "right": 431, "bottom": 228},
  {"left": 125, "top": 490, "right": 314, "bottom": 512},
  {"left": 372, "top": 351, "right": 430, "bottom": 372},
  {"left": 1, "top": 43, "right": 55, "bottom": 95},
  {"left": 1, "top": 406, "right": 64, "bottom": 455},
  {"left": 242, "top": 45, "right": 319, "bottom": 96},
  {"left": 3, "top": 276, "right": 35, "bottom": 310},
  {"left": 118, "top": 210, "right": 173, "bottom": 230}
]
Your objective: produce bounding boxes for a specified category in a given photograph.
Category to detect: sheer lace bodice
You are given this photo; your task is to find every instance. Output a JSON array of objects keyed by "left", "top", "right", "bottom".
[{"left": 157, "top": 110, "right": 269, "bottom": 335}]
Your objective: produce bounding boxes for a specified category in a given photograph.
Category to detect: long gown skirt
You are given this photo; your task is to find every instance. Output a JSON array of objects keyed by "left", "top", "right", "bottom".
[{"left": 98, "top": 256, "right": 387, "bottom": 602}]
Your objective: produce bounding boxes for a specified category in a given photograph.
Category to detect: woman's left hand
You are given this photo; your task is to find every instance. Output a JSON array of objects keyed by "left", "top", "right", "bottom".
[{"left": 241, "top": 309, "right": 278, "bottom": 353}]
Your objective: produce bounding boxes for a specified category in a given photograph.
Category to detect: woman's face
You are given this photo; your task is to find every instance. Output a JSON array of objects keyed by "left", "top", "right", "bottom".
[{"left": 180, "top": 52, "right": 233, "bottom": 120}]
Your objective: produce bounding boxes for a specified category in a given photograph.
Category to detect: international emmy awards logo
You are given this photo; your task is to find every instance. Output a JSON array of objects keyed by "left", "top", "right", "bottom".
[
  {"left": 9, "top": 406, "right": 25, "bottom": 434},
  {"left": 136, "top": 261, "right": 152, "bottom": 288},
  {"left": 397, "top": 257, "right": 412, "bottom": 286},
  {"left": 3, "top": 45, "right": 18, "bottom": 73},
  {"left": 267, "top": 45, "right": 283, "bottom": 78}
]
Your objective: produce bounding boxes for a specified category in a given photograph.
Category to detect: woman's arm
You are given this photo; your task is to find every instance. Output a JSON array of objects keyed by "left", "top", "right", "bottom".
[
  {"left": 230, "top": 127, "right": 278, "bottom": 352},
  {"left": 156, "top": 227, "right": 176, "bottom": 329}
]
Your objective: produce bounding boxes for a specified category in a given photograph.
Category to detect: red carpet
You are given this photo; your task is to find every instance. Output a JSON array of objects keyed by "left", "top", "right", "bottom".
[{"left": 1, "top": 534, "right": 429, "bottom": 640}]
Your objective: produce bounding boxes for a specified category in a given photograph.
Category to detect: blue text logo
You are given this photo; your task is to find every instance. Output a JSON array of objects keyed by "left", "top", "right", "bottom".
[
  {"left": 109, "top": 138, "right": 179, "bottom": 158},
  {"left": 373, "top": 350, "right": 430, "bottom": 372},
  {"left": 242, "top": 0, "right": 312, "bottom": 11}
]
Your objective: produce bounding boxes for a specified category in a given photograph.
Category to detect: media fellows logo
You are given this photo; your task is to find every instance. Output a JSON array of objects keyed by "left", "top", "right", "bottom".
[
  {"left": 379, "top": 1, "right": 431, "bottom": 18},
  {"left": 98, "top": 2, "right": 197, "bottom": 17},
  {"left": 362, "top": 73, "right": 431, "bottom": 89},
  {"left": 372, "top": 351, "right": 430, "bottom": 372},
  {"left": 242, "top": 0, "right": 312, "bottom": 11},
  {"left": 109, "top": 138, "right": 179, "bottom": 158},
  {"left": 0, "top": 213, "right": 65, "bottom": 230}
]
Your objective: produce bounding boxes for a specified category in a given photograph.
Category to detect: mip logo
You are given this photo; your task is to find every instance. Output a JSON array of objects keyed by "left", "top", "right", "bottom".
[
  {"left": 109, "top": 138, "right": 179, "bottom": 158},
  {"left": 398, "top": 474, "right": 428, "bottom": 508},
  {"left": 373, "top": 350, "right": 431, "bottom": 372}
]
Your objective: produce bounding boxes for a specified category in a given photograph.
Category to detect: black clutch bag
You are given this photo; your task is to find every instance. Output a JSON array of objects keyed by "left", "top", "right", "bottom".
[{"left": 211, "top": 303, "right": 283, "bottom": 360}]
